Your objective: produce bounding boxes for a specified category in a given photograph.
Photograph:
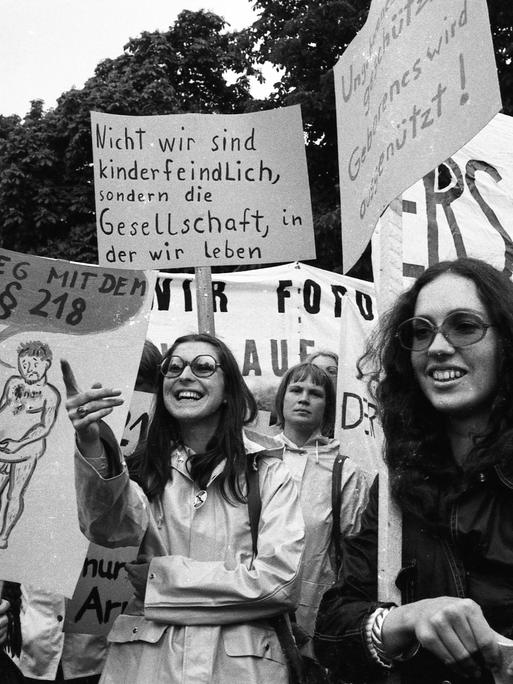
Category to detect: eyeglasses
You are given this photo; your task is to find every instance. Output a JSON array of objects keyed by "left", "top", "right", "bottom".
[
  {"left": 160, "top": 354, "right": 222, "bottom": 379},
  {"left": 396, "top": 311, "right": 494, "bottom": 352}
]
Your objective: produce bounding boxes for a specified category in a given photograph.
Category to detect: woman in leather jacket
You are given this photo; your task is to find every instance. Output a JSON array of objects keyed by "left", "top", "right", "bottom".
[{"left": 314, "top": 257, "right": 513, "bottom": 684}]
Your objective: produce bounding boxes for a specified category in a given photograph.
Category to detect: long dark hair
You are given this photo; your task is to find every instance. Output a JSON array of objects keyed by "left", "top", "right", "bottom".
[
  {"left": 359, "top": 257, "right": 513, "bottom": 521},
  {"left": 274, "top": 362, "right": 336, "bottom": 437},
  {"left": 129, "top": 333, "right": 257, "bottom": 503}
]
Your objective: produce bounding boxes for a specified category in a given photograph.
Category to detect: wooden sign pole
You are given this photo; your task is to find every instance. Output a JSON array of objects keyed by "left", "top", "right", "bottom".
[
  {"left": 377, "top": 197, "right": 403, "bottom": 682},
  {"left": 195, "top": 266, "right": 215, "bottom": 335}
]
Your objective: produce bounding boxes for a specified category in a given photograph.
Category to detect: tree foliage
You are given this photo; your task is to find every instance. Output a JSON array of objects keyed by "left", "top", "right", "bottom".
[
  {"left": 0, "top": 10, "right": 255, "bottom": 263},
  {"left": 0, "top": 1, "right": 511, "bottom": 277}
]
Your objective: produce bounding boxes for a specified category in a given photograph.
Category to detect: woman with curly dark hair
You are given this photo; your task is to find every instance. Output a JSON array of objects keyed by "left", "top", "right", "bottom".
[
  {"left": 314, "top": 257, "right": 513, "bottom": 684},
  {"left": 61, "top": 333, "right": 304, "bottom": 684}
]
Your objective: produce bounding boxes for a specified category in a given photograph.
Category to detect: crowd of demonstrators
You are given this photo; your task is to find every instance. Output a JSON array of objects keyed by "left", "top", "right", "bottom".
[
  {"left": 273, "top": 362, "right": 368, "bottom": 645},
  {"left": 9, "top": 257, "right": 513, "bottom": 684},
  {"left": 61, "top": 332, "right": 304, "bottom": 683},
  {"left": 314, "top": 257, "right": 513, "bottom": 684}
]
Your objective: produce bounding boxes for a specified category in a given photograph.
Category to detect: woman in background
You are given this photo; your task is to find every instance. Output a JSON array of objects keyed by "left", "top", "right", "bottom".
[{"left": 274, "top": 362, "right": 368, "bottom": 642}]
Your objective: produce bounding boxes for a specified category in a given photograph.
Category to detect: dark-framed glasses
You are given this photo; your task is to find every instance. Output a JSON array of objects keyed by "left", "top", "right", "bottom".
[
  {"left": 160, "top": 354, "right": 221, "bottom": 379},
  {"left": 396, "top": 311, "right": 494, "bottom": 352}
]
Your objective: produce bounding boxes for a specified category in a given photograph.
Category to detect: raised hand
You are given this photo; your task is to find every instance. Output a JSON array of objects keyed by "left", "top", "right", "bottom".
[{"left": 61, "top": 359, "right": 124, "bottom": 458}]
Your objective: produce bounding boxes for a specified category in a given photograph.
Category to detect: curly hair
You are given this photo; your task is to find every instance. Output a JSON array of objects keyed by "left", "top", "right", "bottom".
[
  {"left": 274, "top": 362, "right": 336, "bottom": 437},
  {"left": 358, "top": 257, "right": 513, "bottom": 521},
  {"left": 17, "top": 340, "right": 52, "bottom": 362},
  {"left": 129, "top": 333, "right": 257, "bottom": 503}
]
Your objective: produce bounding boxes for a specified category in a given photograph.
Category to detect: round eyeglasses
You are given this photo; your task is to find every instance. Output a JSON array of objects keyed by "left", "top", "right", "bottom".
[
  {"left": 160, "top": 354, "right": 222, "bottom": 379},
  {"left": 396, "top": 311, "right": 494, "bottom": 352}
]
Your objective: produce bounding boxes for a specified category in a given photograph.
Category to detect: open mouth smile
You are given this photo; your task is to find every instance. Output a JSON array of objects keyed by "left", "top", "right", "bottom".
[
  {"left": 428, "top": 369, "right": 466, "bottom": 382},
  {"left": 175, "top": 390, "right": 203, "bottom": 401}
]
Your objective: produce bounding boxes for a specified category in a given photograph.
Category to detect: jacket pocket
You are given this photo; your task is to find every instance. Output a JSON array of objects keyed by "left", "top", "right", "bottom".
[
  {"left": 395, "top": 560, "right": 417, "bottom": 604},
  {"left": 107, "top": 614, "right": 169, "bottom": 644},
  {"left": 222, "top": 623, "right": 287, "bottom": 665}
]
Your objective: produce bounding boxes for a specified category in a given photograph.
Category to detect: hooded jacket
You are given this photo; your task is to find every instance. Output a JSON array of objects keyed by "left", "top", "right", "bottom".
[
  {"left": 74, "top": 428, "right": 305, "bottom": 684},
  {"left": 277, "top": 432, "right": 369, "bottom": 638}
]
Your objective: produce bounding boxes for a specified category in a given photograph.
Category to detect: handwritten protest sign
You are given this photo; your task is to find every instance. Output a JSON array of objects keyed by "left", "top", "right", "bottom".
[
  {"left": 372, "top": 113, "right": 513, "bottom": 288},
  {"left": 0, "top": 249, "right": 154, "bottom": 596},
  {"left": 91, "top": 107, "right": 315, "bottom": 269},
  {"left": 65, "top": 543, "right": 137, "bottom": 635},
  {"left": 334, "top": 0, "right": 501, "bottom": 273},
  {"left": 120, "top": 390, "right": 154, "bottom": 458}
]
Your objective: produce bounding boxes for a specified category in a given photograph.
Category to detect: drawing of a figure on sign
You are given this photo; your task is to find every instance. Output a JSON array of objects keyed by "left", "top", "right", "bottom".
[{"left": 0, "top": 340, "right": 61, "bottom": 549}]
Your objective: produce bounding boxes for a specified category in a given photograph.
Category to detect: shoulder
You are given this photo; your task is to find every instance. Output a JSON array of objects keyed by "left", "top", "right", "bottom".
[{"left": 243, "top": 428, "right": 284, "bottom": 462}]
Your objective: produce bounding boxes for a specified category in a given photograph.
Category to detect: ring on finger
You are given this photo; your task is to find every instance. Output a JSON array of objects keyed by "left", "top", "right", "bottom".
[{"left": 76, "top": 405, "right": 87, "bottom": 418}]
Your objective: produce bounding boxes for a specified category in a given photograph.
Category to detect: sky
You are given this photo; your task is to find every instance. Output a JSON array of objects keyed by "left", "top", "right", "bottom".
[{"left": 0, "top": 0, "right": 272, "bottom": 118}]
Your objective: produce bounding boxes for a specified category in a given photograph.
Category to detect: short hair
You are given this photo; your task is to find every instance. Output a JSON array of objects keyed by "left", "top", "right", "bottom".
[
  {"left": 274, "top": 362, "right": 336, "bottom": 436},
  {"left": 17, "top": 340, "right": 52, "bottom": 363}
]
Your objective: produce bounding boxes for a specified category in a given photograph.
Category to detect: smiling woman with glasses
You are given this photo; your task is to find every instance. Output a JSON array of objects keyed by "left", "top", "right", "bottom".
[
  {"left": 396, "top": 311, "right": 494, "bottom": 351},
  {"left": 315, "top": 257, "right": 513, "bottom": 684},
  {"left": 61, "top": 332, "right": 304, "bottom": 684}
]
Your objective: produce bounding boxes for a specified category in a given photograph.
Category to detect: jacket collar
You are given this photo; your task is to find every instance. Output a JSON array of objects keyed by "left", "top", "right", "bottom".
[{"left": 277, "top": 430, "right": 332, "bottom": 451}]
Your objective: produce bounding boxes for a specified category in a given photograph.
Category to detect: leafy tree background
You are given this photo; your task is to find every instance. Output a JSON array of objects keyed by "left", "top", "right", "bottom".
[{"left": 0, "top": 0, "right": 511, "bottom": 279}]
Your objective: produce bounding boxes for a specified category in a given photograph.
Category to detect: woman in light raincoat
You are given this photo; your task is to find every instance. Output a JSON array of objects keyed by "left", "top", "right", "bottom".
[
  {"left": 274, "top": 362, "right": 369, "bottom": 641},
  {"left": 62, "top": 333, "right": 304, "bottom": 684}
]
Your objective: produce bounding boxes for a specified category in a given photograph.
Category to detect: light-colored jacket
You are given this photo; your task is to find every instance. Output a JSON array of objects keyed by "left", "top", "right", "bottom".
[
  {"left": 16, "top": 586, "right": 107, "bottom": 680},
  {"left": 277, "top": 432, "right": 369, "bottom": 637},
  {"left": 74, "top": 429, "right": 305, "bottom": 684}
]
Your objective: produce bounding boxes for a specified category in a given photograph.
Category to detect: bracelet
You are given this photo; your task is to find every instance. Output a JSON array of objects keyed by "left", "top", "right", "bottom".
[
  {"left": 365, "top": 606, "right": 421, "bottom": 668},
  {"left": 365, "top": 607, "right": 393, "bottom": 668}
]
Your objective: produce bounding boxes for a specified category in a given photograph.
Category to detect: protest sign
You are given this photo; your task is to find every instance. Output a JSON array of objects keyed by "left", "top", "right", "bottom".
[
  {"left": 0, "top": 249, "right": 154, "bottom": 596},
  {"left": 65, "top": 542, "right": 137, "bottom": 635},
  {"left": 91, "top": 106, "right": 315, "bottom": 270},
  {"left": 148, "top": 262, "right": 381, "bottom": 477},
  {"left": 372, "top": 113, "right": 513, "bottom": 288},
  {"left": 120, "top": 390, "right": 154, "bottom": 458},
  {"left": 334, "top": 0, "right": 501, "bottom": 273}
]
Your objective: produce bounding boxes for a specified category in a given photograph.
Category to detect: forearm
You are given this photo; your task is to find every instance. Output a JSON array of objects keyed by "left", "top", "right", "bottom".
[{"left": 75, "top": 422, "right": 146, "bottom": 547}]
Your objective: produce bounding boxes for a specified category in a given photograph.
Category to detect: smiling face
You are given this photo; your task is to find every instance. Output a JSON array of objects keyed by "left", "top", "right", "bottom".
[
  {"left": 410, "top": 273, "right": 500, "bottom": 429},
  {"left": 163, "top": 341, "right": 225, "bottom": 430},
  {"left": 282, "top": 374, "right": 327, "bottom": 442}
]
